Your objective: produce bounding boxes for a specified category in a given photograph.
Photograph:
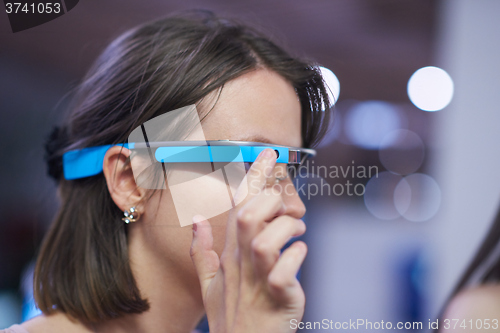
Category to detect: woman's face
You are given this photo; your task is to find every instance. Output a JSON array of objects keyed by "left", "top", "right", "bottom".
[{"left": 128, "top": 68, "right": 307, "bottom": 292}]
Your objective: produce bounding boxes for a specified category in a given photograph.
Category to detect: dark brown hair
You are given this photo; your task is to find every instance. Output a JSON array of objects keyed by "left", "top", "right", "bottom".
[{"left": 37, "top": 9, "right": 333, "bottom": 324}]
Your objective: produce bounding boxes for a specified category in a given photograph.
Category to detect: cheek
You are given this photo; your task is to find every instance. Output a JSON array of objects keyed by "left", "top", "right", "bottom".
[
  {"left": 141, "top": 190, "right": 193, "bottom": 262},
  {"left": 163, "top": 165, "right": 245, "bottom": 227},
  {"left": 141, "top": 175, "right": 230, "bottom": 260}
]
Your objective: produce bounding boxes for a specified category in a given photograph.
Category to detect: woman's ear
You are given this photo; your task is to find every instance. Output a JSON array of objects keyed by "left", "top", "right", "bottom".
[{"left": 103, "top": 146, "right": 144, "bottom": 213}]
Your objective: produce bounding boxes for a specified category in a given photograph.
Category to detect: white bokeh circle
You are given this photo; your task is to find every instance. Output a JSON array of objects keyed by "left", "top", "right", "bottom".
[
  {"left": 407, "top": 66, "right": 454, "bottom": 111},
  {"left": 318, "top": 66, "right": 340, "bottom": 109},
  {"left": 364, "top": 171, "right": 403, "bottom": 220},
  {"left": 394, "top": 173, "right": 441, "bottom": 222}
]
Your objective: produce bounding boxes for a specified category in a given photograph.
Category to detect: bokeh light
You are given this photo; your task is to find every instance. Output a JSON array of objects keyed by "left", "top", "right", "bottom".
[
  {"left": 407, "top": 66, "right": 454, "bottom": 111},
  {"left": 318, "top": 66, "right": 340, "bottom": 109},
  {"left": 364, "top": 171, "right": 403, "bottom": 220},
  {"left": 394, "top": 173, "right": 441, "bottom": 222},
  {"left": 379, "top": 129, "right": 425, "bottom": 175},
  {"left": 345, "top": 101, "right": 402, "bottom": 150}
]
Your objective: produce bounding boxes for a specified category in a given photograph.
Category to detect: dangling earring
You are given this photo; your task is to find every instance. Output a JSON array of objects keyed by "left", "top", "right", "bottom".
[{"left": 122, "top": 206, "right": 140, "bottom": 223}]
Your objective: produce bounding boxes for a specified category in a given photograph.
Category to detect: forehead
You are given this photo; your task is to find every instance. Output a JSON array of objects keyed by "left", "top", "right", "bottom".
[{"left": 199, "top": 68, "right": 303, "bottom": 147}]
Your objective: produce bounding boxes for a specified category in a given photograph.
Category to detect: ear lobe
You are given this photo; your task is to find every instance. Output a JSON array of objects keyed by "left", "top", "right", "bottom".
[{"left": 103, "top": 146, "right": 143, "bottom": 212}]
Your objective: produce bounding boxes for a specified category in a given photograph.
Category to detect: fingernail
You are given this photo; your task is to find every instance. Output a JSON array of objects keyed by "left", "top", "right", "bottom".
[{"left": 261, "top": 148, "right": 273, "bottom": 160}]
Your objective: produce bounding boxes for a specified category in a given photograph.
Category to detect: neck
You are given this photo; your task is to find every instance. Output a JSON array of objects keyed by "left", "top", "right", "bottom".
[{"left": 95, "top": 229, "right": 206, "bottom": 333}]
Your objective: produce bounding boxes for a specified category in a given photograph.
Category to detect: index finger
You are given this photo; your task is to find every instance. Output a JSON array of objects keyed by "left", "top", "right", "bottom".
[
  {"left": 234, "top": 148, "right": 278, "bottom": 205},
  {"left": 223, "top": 148, "right": 278, "bottom": 253}
]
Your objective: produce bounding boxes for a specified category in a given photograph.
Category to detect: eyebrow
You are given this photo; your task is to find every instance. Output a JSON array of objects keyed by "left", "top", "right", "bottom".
[{"left": 234, "top": 135, "right": 274, "bottom": 144}]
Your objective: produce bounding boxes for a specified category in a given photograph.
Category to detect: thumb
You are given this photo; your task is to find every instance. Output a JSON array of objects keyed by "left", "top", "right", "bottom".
[{"left": 190, "top": 215, "right": 220, "bottom": 298}]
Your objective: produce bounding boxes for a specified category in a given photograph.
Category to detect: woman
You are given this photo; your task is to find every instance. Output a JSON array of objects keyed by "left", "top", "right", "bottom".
[
  {"left": 2, "top": 9, "right": 332, "bottom": 333},
  {"left": 437, "top": 206, "right": 500, "bottom": 332}
]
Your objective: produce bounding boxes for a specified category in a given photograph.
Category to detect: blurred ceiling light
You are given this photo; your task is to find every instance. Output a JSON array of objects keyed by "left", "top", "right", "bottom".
[
  {"left": 345, "top": 100, "right": 402, "bottom": 150},
  {"left": 379, "top": 129, "right": 425, "bottom": 175},
  {"left": 407, "top": 66, "right": 454, "bottom": 111},
  {"left": 318, "top": 66, "right": 340, "bottom": 109},
  {"left": 394, "top": 173, "right": 441, "bottom": 222},
  {"left": 364, "top": 171, "right": 403, "bottom": 220}
]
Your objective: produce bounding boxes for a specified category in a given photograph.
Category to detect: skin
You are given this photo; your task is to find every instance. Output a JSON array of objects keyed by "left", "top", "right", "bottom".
[
  {"left": 21, "top": 68, "right": 308, "bottom": 333},
  {"left": 440, "top": 284, "right": 500, "bottom": 333}
]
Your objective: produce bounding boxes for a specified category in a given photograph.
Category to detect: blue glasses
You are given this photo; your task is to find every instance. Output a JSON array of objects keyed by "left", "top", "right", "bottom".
[{"left": 62, "top": 140, "right": 316, "bottom": 181}]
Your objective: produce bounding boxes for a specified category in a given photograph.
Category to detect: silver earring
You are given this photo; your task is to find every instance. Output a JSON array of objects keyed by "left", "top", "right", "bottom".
[{"left": 122, "top": 206, "right": 140, "bottom": 223}]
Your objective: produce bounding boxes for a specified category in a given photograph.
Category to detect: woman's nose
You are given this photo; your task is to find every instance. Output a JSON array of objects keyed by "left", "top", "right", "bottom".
[{"left": 278, "top": 178, "right": 306, "bottom": 219}]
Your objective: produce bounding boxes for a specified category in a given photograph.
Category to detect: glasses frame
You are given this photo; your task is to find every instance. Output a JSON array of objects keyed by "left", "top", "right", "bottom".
[{"left": 62, "top": 140, "right": 316, "bottom": 180}]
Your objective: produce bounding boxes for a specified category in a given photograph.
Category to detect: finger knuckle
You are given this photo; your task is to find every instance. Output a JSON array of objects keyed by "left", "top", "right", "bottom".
[
  {"left": 268, "top": 272, "right": 294, "bottom": 290},
  {"left": 251, "top": 238, "right": 270, "bottom": 257},
  {"left": 237, "top": 209, "right": 254, "bottom": 229},
  {"left": 298, "top": 219, "right": 306, "bottom": 233}
]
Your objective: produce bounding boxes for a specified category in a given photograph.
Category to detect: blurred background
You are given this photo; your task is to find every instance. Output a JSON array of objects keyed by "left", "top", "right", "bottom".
[{"left": 1, "top": 0, "right": 500, "bottom": 331}]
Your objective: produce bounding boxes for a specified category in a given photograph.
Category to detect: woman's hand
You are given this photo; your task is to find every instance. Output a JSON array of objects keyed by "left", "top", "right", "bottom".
[{"left": 190, "top": 148, "right": 307, "bottom": 333}]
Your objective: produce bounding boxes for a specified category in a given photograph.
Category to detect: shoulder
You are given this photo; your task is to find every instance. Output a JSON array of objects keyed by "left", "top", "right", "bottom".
[
  {"left": 17, "top": 312, "right": 92, "bottom": 333},
  {"left": 444, "top": 284, "right": 500, "bottom": 320}
]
